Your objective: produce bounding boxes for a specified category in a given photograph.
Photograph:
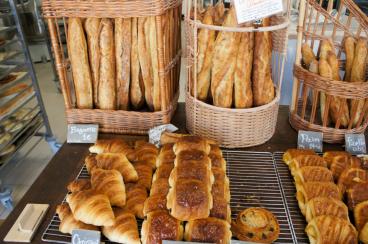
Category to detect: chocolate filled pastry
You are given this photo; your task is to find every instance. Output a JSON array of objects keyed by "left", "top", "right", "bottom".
[
  {"left": 166, "top": 179, "right": 213, "bottom": 221},
  {"left": 337, "top": 167, "right": 367, "bottom": 195},
  {"left": 150, "top": 178, "right": 170, "bottom": 196},
  {"left": 347, "top": 182, "right": 368, "bottom": 210},
  {"left": 296, "top": 182, "right": 341, "bottom": 215},
  {"left": 134, "top": 161, "right": 153, "bottom": 190},
  {"left": 209, "top": 152, "right": 226, "bottom": 171},
  {"left": 173, "top": 136, "right": 211, "bottom": 155},
  {"left": 143, "top": 195, "right": 167, "bottom": 216},
  {"left": 156, "top": 143, "right": 175, "bottom": 167},
  {"left": 293, "top": 166, "right": 333, "bottom": 184},
  {"left": 283, "top": 149, "right": 317, "bottom": 166},
  {"left": 354, "top": 200, "right": 368, "bottom": 243},
  {"left": 231, "top": 208, "right": 279, "bottom": 243},
  {"left": 125, "top": 183, "right": 147, "bottom": 219},
  {"left": 168, "top": 162, "right": 214, "bottom": 187},
  {"left": 67, "top": 179, "right": 91, "bottom": 193},
  {"left": 210, "top": 196, "right": 231, "bottom": 223},
  {"left": 152, "top": 163, "right": 174, "bottom": 182},
  {"left": 304, "top": 197, "right": 349, "bottom": 223},
  {"left": 305, "top": 215, "right": 357, "bottom": 244},
  {"left": 323, "top": 151, "right": 351, "bottom": 167},
  {"left": 330, "top": 155, "right": 361, "bottom": 180},
  {"left": 175, "top": 150, "right": 211, "bottom": 168},
  {"left": 185, "top": 217, "right": 232, "bottom": 244},
  {"left": 141, "top": 210, "right": 184, "bottom": 244},
  {"left": 289, "top": 155, "right": 327, "bottom": 176}
]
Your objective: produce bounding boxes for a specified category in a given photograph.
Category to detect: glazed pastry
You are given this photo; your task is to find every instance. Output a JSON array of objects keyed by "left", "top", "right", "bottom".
[
  {"left": 89, "top": 139, "right": 134, "bottom": 156},
  {"left": 210, "top": 144, "right": 223, "bottom": 157},
  {"left": 185, "top": 218, "right": 231, "bottom": 244},
  {"left": 305, "top": 215, "right": 357, "bottom": 244},
  {"left": 141, "top": 210, "right": 184, "bottom": 244},
  {"left": 95, "top": 153, "right": 138, "bottom": 182},
  {"left": 293, "top": 166, "right": 333, "bottom": 184},
  {"left": 166, "top": 179, "right": 213, "bottom": 221},
  {"left": 173, "top": 136, "right": 211, "bottom": 155},
  {"left": 231, "top": 208, "right": 280, "bottom": 243},
  {"left": 330, "top": 155, "right": 361, "bottom": 180},
  {"left": 150, "top": 178, "right": 170, "bottom": 196},
  {"left": 323, "top": 151, "right": 351, "bottom": 167},
  {"left": 156, "top": 143, "right": 175, "bottom": 167},
  {"left": 210, "top": 196, "right": 231, "bottom": 223},
  {"left": 283, "top": 149, "right": 316, "bottom": 165},
  {"left": 296, "top": 182, "right": 341, "bottom": 215},
  {"left": 152, "top": 163, "right": 174, "bottom": 182},
  {"left": 66, "top": 189, "right": 115, "bottom": 226},
  {"left": 134, "top": 161, "right": 153, "bottom": 190},
  {"left": 354, "top": 200, "right": 368, "bottom": 231},
  {"left": 304, "top": 197, "right": 349, "bottom": 223},
  {"left": 289, "top": 155, "right": 327, "bottom": 176},
  {"left": 175, "top": 150, "right": 210, "bottom": 167},
  {"left": 102, "top": 208, "right": 140, "bottom": 244},
  {"left": 160, "top": 132, "right": 217, "bottom": 146},
  {"left": 67, "top": 179, "right": 91, "bottom": 193},
  {"left": 91, "top": 168, "right": 126, "bottom": 207},
  {"left": 168, "top": 162, "right": 214, "bottom": 187},
  {"left": 337, "top": 167, "right": 367, "bottom": 195},
  {"left": 209, "top": 153, "right": 226, "bottom": 171},
  {"left": 56, "top": 203, "right": 98, "bottom": 234},
  {"left": 347, "top": 182, "right": 368, "bottom": 210},
  {"left": 143, "top": 194, "right": 167, "bottom": 216},
  {"left": 125, "top": 183, "right": 147, "bottom": 219}
]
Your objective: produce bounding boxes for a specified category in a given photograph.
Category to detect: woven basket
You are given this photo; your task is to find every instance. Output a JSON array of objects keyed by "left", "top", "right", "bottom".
[
  {"left": 289, "top": 0, "right": 368, "bottom": 143},
  {"left": 185, "top": 1, "right": 290, "bottom": 148},
  {"left": 42, "top": 0, "right": 182, "bottom": 134}
]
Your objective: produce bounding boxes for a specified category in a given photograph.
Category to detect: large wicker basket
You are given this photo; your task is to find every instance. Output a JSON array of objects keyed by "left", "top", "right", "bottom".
[
  {"left": 42, "top": 0, "right": 182, "bottom": 134},
  {"left": 289, "top": 0, "right": 368, "bottom": 143},
  {"left": 185, "top": 1, "right": 290, "bottom": 148}
]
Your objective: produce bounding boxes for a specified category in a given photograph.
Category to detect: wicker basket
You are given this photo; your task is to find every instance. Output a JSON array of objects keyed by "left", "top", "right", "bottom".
[
  {"left": 289, "top": 0, "right": 368, "bottom": 143},
  {"left": 185, "top": 1, "right": 290, "bottom": 148},
  {"left": 42, "top": 0, "right": 182, "bottom": 134}
]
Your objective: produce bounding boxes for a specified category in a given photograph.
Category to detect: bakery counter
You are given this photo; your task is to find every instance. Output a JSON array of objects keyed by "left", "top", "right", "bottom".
[{"left": 0, "top": 103, "right": 361, "bottom": 243}]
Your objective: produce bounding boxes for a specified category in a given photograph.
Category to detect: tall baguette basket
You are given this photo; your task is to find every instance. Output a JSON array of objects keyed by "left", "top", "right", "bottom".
[
  {"left": 42, "top": 0, "right": 182, "bottom": 134},
  {"left": 290, "top": 0, "right": 368, "bottom": 143},
  {"left": 185, "top": 1, "right": 290, "bottom": 148}
]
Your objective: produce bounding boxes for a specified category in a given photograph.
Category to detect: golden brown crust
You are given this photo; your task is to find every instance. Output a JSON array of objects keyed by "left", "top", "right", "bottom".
[
  {"left": 302, "top": 43, "right": 316, "bottom": 68},
  {"left": 143, "top": 195, "right": 167, "bottom": 216},
  {"left": 319, "top": 58, "right": 332, "bottom": 123},
  {"left": 305, "top": 197, "right": 349, "bottom": 223},
  {"left": 344, "top": 36, "right": 356, "bottom": 82},
  {"left": 283, "top": 149, "right": 317, "bottom": 165},
  {"left": 289, "top": 155, "right": 327, "bottom": 176},
  {"left": 293, "top": 166, "right": 334, "bottom": 184},
  {"left": 347, "top": 182, "right": 368, "bottom": 210},
  {"left": 354, "top": 200, "right": 368, "bottom": 231},
  {"left": 169, "top": 163, "right": 214, "bottom": 187},
  {"left": 89, "top": 139, "right": 134, "bottom": 155},
  {"left": 210, "top": 196, "right": 231, "bottom": 223},
  {"left": 134, "top": 161, "right": 153, "bottom": 190},
  {"left": 330, "top": 155, "right": 361, "bottom": 180},
  {"left": 318, "top": 39, "right": 334, "bottom": 60},
  {"left": 67, "top": 179, "right": 91, "bottom": 193},
  {"left": 174, "top": 136, "right": 211, "bottom": 155},
  {"left": 125, "top": 183, "right": 147, "bottom": 219},
  {"left": 337, "top": 167, "right": 367, "bottom": 195},
  {"left": 323, "top": 151, "right": 351, "bottom": 167},
  {"left": 150, "top": 178, "right": 170, "bottom": 196},
  {"left": 148, "top": 16, "right": 161, "bottom": 111},
  {"left": 153, "top": 163, "right": 174, "bottom": 181}
]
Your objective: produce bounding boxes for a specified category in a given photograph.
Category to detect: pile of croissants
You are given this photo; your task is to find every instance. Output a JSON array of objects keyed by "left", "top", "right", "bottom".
[
  {"left": 67, "top": 9, "right": 179, "bottom": 112},
  {"left": 301, "top": 37, "right": 367, "bottom": 128},
  {"left": 284, "top": 149, "right": 368, "bottom": 243},
  {"left": 190, "top": 1, "right": 275, "bottom": 108}
]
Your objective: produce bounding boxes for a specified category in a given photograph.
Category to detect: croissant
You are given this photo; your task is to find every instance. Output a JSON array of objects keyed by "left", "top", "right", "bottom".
[
  {"left": 91, "top": 168, "right": 126, "bottom": 207},
  {"left": 156, "top": 143, "right": 175, "bottom": 167},
  {"left": 168, "top": 163, "right": 214, "bottom": 187},
  {"left": 102, "top": 208, "right": 140, "bottom": 244},
  {"left": 66, "top": 189, "right": 115, "bottom": 226},
  {"left": 289, "top": 155, "right": 327, "bottom": 176},
  {"left": 133, "top": 140, "right": 158, "bottom": 169},
  {"left": 95, "top": 153, "right": 138, "bottom": 182},
  {"left": 354, "top": 201, "right": 368, "bottom": 243},
  {"left": 56, "top": 203, "right": 98, "bottom": 234},
  {"left": 337, "top": 167, "right": 367, "bottom": 195},
  {"left": 283, "top": 149, "right": 316, "bottom": 165},
  {"left": 323, "top": 151, "right": 351, "bottom": 167},
  {"left": 173, "top": 135, "right": 211, "bottom": 155},
  {"left": 331, "top": 155, "right": 361, "bottom": 180},
  {"left": 152, "top": 163, "right": 174, "bottom": 182},
  {"left": 347, "top": 182, "right": 368, "bottom": 210},
  {"left": 150, "top": 178, "right": 170, "bottom": 196},
  {"left": 125, "top": 183, "right": 147, "bottom": 219},
  {"left": 305, "top": 197, "right": 349, "bottom": 223},
  {"left": 134, "top": 161, "right": 153, "bottom": 190},
  {"left": 296, "top": 182, "right": 341, "bottom": 215},
  {"left": 184, "top": 217, "right": 232, "bottom": 244},
  {"left": 293, "top": 166, "right": 333, "bottom": 185},
  {"left": 143, "top": 194, "right": 167, "bottom": 216},
  {"left": 210, "top": 196, "right": 231, "bottom": 223},
  {"left": 85, "top": 154, "right": 98, "bottom": 174},
  {"left": 89, "top": 139, "right": 134, "bottom": 156},
  {"left": 305, "top": 215, "right": 357, "bottom": 244},
  {"left": 141, "top": 210, "right": 184, "bottom": 244},
  {"left": 231, "top": 208, "right": 280, "bottom": 243},
  {"left": 67, "top": 179, "right": 91, "bottom": 193}
]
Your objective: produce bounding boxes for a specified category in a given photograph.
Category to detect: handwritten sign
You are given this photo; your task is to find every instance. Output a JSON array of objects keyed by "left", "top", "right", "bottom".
[
  {"left": 345, "top": 133, "right": 366, "bottom": 155},
  {"left": 298, "top": 130, "right": 323, "bottom": 152},
  {"left": 67, "top": 124, "right": 98, "bottom": 144},
  {"left": 149, "top": 124, "right": 178, "bottom": 147},
  {"left": 72, "top": 229, "right": 100, "bottom": 244},
  {"left": 233, "top": 0, "right": 283, "bottom": 24}
]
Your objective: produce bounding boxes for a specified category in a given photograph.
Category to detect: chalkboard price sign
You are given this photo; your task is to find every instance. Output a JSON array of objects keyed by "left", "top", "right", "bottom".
[
  {"left": 72, "top": 229, "right": 100, "bottom": 244},
  {"left": 297, "top": 130, "right": 323, "bottom": 152},
  {"left": 345, "top": 133, "right": 366, "bottom": 155},
  {"left": 67, "top": 124, "right": 98, "bottom": 144}
]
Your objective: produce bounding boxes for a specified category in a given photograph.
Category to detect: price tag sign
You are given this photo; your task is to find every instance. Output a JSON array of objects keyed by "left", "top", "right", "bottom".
[
  {"left": 72, "top": 229, "right": 100, "bottom": 244},
  {"left": 149, "top": 124, "right": 178, "bottom": 147},
  {"left": 233, "top": 0, "right": 283, "bottom": 24},
  {"left": 298, "top": 130, "right": 323, "bottom": 152},
  {"left": 345, "top": 133, "right": 366, "bottom": 155},
  {"left": 67, "top": 124, "right": 98, "bottom": 144}
]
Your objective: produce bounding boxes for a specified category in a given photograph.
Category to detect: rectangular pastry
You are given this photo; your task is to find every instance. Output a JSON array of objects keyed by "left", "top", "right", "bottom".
[
  {"left": 150, "top": 178, "right": 170, "bottom": 196},
  {"left": 293, "top": 166, "right": 334, "bottom": 185},
  {"left": 304, "top": 197, "right": 349, "bottom": 223},
  {"left": 143, "top": 195, "right": 167, "bottom": 216},
  {"left": 168, "top": 162, "right": 214, "bottom": 187},
  {"left": 152, "top": 163, "right": 174, "bottom": 182},
  {"left": 283, "top": 149, "right": 316, "bottom": 165},
  {"left": 173, "top": 136, "right": 211, "bottom": 155},
  {"left": 175, "top": 150, "right": 211, "bottom": 167},
  {"left": 212, "top": 167, "right": 230, "bottom": 202},
  {"left": 289, "top": 155, "right": 327, "bottom": 176}
]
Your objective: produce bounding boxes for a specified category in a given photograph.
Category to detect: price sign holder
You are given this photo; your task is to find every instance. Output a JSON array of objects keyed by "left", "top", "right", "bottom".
[
  {"left": 72, "top": 229, "right": 100, "bottom": 244},
  {"left": 298, "top": 130, "right": 323, "bottom": 152},
  {"left": 345, "top": 133, "right": 366, "bottom": 155},
  {"left": 233, "top": 0, "right": 284, "bottom": 24},
  {"left": 67, "top": 124, "right": 99, "bottom": 144}
]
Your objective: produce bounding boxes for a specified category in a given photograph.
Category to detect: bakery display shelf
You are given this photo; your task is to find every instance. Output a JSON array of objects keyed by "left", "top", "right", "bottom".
[
  {"left": 0, "top": 88, "right": 35, "bottom": 121},
  {"left": 0, "top": 63, "right": 26, "bottom": 80},
  {"left": 273, "top": 152, "right": 309, "bottom": 244},
  {"left": 0, "top": 71, "right": 29, "bottom": 92},
  {"left": 42, "top": 151, "right": 297, "bottom": 244},
  {"left": 1, "top": 105, "right": 40, "bottom": 135}
]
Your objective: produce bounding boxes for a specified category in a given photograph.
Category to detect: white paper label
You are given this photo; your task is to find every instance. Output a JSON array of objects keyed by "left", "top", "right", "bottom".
[
  {"left": 233, "top": 0, "right": 283, "bottom": 24},
  {"left": 149, "top": 124, "right": 178, "bottom": 147}
]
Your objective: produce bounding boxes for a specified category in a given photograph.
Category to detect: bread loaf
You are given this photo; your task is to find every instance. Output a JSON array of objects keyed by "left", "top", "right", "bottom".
[
  {"left": 214, "top": 0, "right": 226, "bottom": 25},
  {"left": 252, "top": 18, "right": 275, "bottom": 106},
  {"left": 319, "top": 39, "right": 334, "bottom": 60},
  {"left": 344, "top": 36, "right": 356, "bottom": 82},
  {"left": 302, "top": 43, "right": 316, "bottom": 69},
  {"left": 98, "top": 18, "right": 116, "bottom": 110},
  {"left": 67, "top": 18, "right": 93, "bottom": 109},
  {"left": 318, "top": 59, "right": 332, "bottom": 124},
  {"left": 148, "top": 17, "right": 161, "bottom": 111},
  {"left": 115, "top": 18, "right": 131, "bottom": 110}
]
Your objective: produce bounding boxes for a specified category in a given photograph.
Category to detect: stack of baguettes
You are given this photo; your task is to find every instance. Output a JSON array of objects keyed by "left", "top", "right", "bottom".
[
  {"left": 283, "top": 149, "right": 368, "bottom": 244},
  {"left": 68, "top": 16, "right": 168, "bottom": 111},
  {"left": 55, "top": 139, "right": 158, "bottom": 244},
  {"left": 141, "top": 133, "right": 232, "bottom": 244},
  {"left": 190, "top": 0, "right": 275, "bottom": 108}
]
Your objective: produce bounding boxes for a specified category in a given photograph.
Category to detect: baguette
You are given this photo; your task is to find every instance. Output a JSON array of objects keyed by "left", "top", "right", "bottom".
[
  {"left": 148, "top": 17, "right": 161, "bottom": 111},
  {"left": 252, "top": 18, "right": 275, "bottom": 106},
  {"left": 319, "top": 39, "right": 334, "bottom": 59},
  {"left": 302, "top": 43, "right": 316, "bottom": 69},
  {"left": 67, "top": 18, "right": 93, "bottom": 109},
  {"left": 234, "top": 30, "right": 254, "bottom": 108},
  {"left": 130, "top": 18, "right": 145, "bottom": 109},
  {"left": 214, "top": 0, "right": 225, "bottom": 25},
  {"left": 195, "top": 7, "right": 215, "bottom": 101},
  {"left": 84, "top": 18, "right": 100, "bottom": 107},
  {"left": 115, "top": 18, "right": 131, "bottom": 110},
  {"left": 98, "top": 18, "right": 116, "bottom": 110},
  {"left": 211, "top": 7, "right": 240, "bottom": 108},
  {"left": 319, "top": 59, "right": 332, "bottom": 124},
  {"left": 344, "top": 36, "right": 356, "bottom": 82}
]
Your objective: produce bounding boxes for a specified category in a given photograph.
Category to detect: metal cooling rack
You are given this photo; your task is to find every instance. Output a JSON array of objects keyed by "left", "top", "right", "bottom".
[
  {"left": 273, "top": 152, "right": 309, "bottom": 244},
  {"left": 42, "top": 151, "right": 298, "bottom": 243}
]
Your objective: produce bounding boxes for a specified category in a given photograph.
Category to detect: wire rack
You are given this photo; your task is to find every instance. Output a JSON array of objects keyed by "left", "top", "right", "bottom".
[
  {"left": 273, "top": 152, "right": 309, "bottom": 244},
  {"left": 42, "top": 151, "right": 298, "bottom": 243}
]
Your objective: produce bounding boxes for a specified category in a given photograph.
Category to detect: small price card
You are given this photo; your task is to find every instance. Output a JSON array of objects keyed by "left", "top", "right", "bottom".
[
  {"left": 149, "top": 124, "right": 178, "bottom": 147},
  {"left": 345, "top": 133, "right": 366, "bottom": 155},
  {"left": 298, "top": 130, "right": 323, "bottom": 152},
  {"left": 233, "top": 0, "right": 284, "bottom": 24},
  {"left": 72, "top": 229, "right": 100, "bottom": 244},
  {"left": 67, "top": 124, "right": 98, "bottom": 144}
]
